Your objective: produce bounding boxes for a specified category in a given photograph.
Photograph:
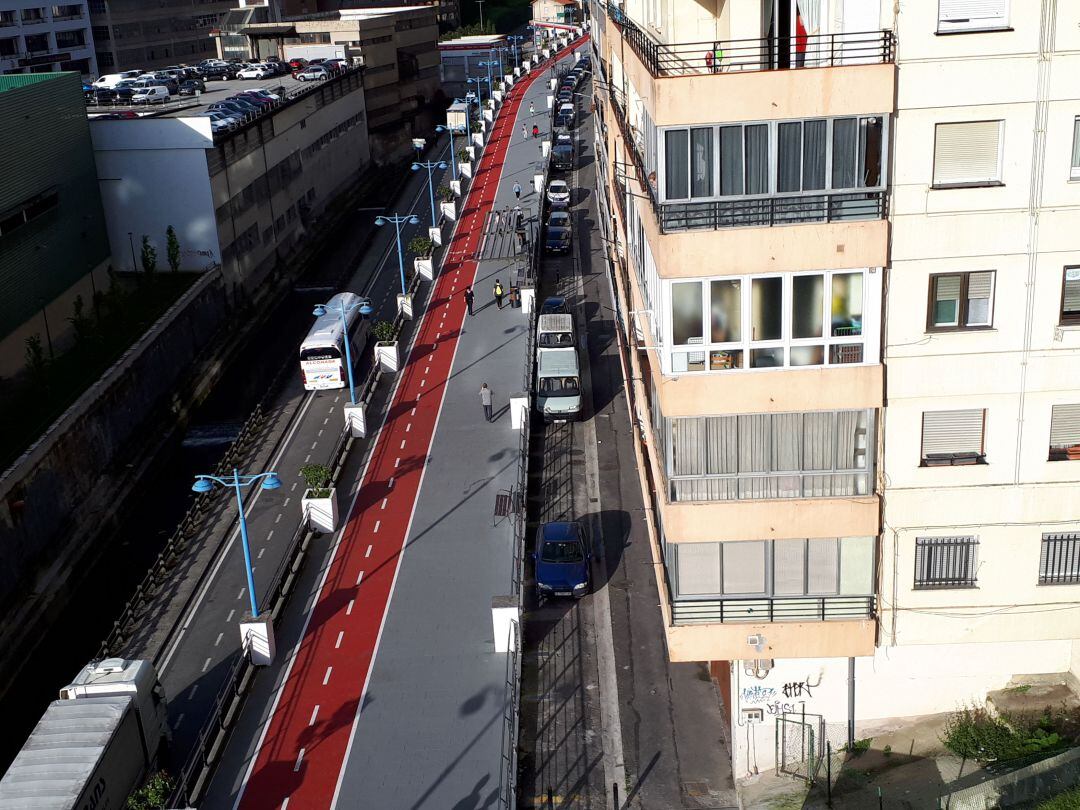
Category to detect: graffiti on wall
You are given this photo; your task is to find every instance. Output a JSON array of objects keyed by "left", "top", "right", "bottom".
[{"left": 740, "top": 674, "right": 822, "bottom": 716}]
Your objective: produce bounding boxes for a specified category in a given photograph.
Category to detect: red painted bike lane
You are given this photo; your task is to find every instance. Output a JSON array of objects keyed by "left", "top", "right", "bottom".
[{"left": 234, "top": 38, "right": 588, "bottom": 810}]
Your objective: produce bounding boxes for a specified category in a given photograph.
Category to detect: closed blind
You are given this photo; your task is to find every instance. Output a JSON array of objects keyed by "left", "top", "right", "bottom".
[
  {"left": 935, "top": 274, "right": 961, "bottom": 303},
  {"left": 807, "top": 539, "right": 839, "bottom": 594},
  {"left": 773, "top": 540, "right": 806, "bottom": 595},
  {"left": 676, "top": 543, "right": 721, "bottom": 595},
  {"left": 934, "top": 121, "right": 1002, "bottom": 184},
  {"left": 1064, "top": 269, "right": 1080, "bottom": 313},
  {"left": 938, "top": 0, "right": 1007, "bottom": 26},
  {"left": 723, "top": 542, "right": 766, "bottom": 594},
  {"left": 1050, "top": 404, "right": 1080, "bottom": 448},
  {"left": 922, "top": 409, "right": 985, "bottom": 455},
  {"left": 966, "top": 271, "right": 994, "bottom": 325}
]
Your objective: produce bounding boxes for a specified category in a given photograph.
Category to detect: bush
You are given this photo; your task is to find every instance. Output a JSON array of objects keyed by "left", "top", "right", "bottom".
[
  {"left": 300, "top": 463, "right": 332, "bottom": 498},
  {"left": 126, "top": 771, "right": 173, "bottom": 810},
  {"left": 408, "top": 235, "right": 434, "bottom": 257},
  {"left": 140, "top": 235, "right": 157, "bottom": 275},
  {"left": 437, "top": 183, "right": 454, "bottom": 202},
  {"left": 166, "top": 225, "right": 181, "bottom": 272},
  {"left": 470, "top": 120, "right": 482, "bottom": 133},
  {"left": 372, "top": 320, "right": 396, "bottom": 344},
  {"left": 457, "top": 148, "right": 471, "bottom": 165},
  {"left": 1038, "top": 786, "right": 1080, "bottom": 810},
  {"left": 941, "top": 705, "right": 1069, "bottom": 763}
]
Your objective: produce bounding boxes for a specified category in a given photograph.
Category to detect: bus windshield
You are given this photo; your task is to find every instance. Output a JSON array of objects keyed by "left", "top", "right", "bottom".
[
  {"left": 539, "top": 376, "right": 580, "bottom": 397},
  {"left": 301, "top": 346, "right": 341, "bottom": 361}
]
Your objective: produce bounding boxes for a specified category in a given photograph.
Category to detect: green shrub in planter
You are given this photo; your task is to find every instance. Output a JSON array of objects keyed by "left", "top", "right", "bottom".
[
  {"left": 372, "top": 320, "right": 397, "bottom": 344},
  {"left": 437, "top": 184, "right": 454, "bottom": 202},
  {"left": 457, "top": 148, "right": 471, "bottom": 164},
  {"left": 300, "top": 463, "right": 332, "bottom": 498},
  {"left": 408, "top": 235, "right": 434, "bottom": 257},
  {"left": 470, "top": 120, "right": 482, "bottom": 133}
]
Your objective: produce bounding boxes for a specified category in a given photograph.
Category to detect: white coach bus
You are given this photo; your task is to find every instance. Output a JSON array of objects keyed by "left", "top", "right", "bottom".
[{"left": 299, "top": 292, "right": 369, "bottom": 391}]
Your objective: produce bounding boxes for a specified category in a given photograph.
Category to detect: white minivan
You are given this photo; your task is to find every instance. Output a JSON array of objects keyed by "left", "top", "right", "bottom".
[
  {"left": 131, "top": 86, "right": 170, "bottom": 104},
  {"left": 92, "top": 73, "right": 132, "bottom": 89}
]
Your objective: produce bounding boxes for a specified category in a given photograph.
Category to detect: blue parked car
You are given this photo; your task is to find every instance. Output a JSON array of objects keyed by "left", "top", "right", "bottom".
[{"left": 534, "top": 521, "right": 591, "bottom": 600}]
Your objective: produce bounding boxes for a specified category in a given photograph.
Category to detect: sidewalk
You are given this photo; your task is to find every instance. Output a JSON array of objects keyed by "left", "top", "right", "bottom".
[{"left": 199, "top": 41, "right": 587, "bottom": 809}]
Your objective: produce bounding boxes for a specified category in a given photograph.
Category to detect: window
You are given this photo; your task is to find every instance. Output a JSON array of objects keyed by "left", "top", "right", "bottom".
[
  {"left": 937, "top": 0, "right": 1009, "bottom": 33},
  {"left": 660, "top": 116, "right": 885, "bottom": 202},
  {"left": 1049, "top": 404, "right": 1080, "bottom": 460},
  {"left": 666, "top": 409, "right": 874, "bottom": 502},
  {"left": 24, "top": 33, "right": 50, "bottom": 51},
  {"left": 1061, "top": 267, "right": 1080, "bottom": 325},
  {"left": 55, "top": 29, "right": 86, "bottom": 48},
  {"left": 1072, "top": 118, "right": 1080, "bottom": 181},
  {"left": 669, "top": 270, "right": 869, "bottom": 373},
  {"left": 915, "top": 537, "right": 979, "bottom": 589},
  {"left": 920, "top": 409, "right": 986, "bottom": 465},
  {"left": 21, "top": 7, "right": 45, "bottom": 23},
  {"left": 1039, "top": 533, "right": 1080, "bottom": 585},
  {"left": 933, "top": 121, "right": 1003, "bottom": 187},
  {"left": 927, "top": 271, "right": 995, "bottom": 330}
]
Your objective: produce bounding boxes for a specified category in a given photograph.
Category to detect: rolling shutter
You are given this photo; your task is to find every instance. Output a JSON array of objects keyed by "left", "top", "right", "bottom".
[
  {"left": 773, "top": 540, "right": 806, "bottom": 596},
  {"left": 921, "top": 409, "right": 985, "bottom": 456},
  {"left": 1050, "top": 404, "right": 1080, "bottom": 449},
  {"left": 1064, "top": 268, "right": 1080, "bottom": 315},
  {"left": 722, "top": 541, "right": 766, "bottom": 594},
  {"left": 675, "top": 543, "right": 721, "bottom": 596},
  {"left": 938, "top": 0, "right": 1007, "bottom": 30},
  {"left": 933, "top": 121, "right": 1002, "bottom": 185}
]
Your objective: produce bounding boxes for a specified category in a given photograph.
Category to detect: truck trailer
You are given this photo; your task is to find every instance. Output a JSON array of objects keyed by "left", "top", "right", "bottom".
[{"left": 0, "top": 659, "right": 169, "bottom": 810}]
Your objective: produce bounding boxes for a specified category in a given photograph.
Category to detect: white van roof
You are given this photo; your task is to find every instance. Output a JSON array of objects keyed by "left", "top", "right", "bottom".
[
  {"left": 538, "top": 347, "right": 579, "bottom": 375},
  {"left": 537, "top": 313, "right": 573, "bottom": 334}
]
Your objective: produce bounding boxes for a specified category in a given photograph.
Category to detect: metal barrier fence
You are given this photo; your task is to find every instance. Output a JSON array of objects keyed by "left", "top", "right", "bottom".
[{"left": 499, "top": 618, "right": 522, "bottom": 810}]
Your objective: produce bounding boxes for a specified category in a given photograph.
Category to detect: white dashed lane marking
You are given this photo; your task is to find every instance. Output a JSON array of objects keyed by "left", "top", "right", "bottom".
[
  {"left": 322, "top": 667, "right": 332, "bottom": 686},
  {"left": 309, "top": 705, "right": 320, "bottom": 726}
]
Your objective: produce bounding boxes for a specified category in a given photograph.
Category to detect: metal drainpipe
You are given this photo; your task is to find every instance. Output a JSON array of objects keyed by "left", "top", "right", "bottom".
[{"left": 848, "top": 657, "right": 856, "bottom": 749}]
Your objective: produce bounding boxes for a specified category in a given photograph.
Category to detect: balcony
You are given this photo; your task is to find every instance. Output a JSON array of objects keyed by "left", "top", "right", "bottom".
[
  {"left": 605, "top": 1, "right": 893, "bottom": 78},
  {"left": 672, "top": 594, "right": 874, "bottom": 625}
]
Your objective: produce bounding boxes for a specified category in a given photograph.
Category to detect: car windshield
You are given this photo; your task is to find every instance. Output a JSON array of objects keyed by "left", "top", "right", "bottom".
[
  {"left": 550, "top": 183, "right": 567, "bottom": 193},
  {"left": 541, "top": 540, "right": 583, "bottom": 564},
  {"left": 538, "top": 331, "right": 573, "bottom": 347},
  {"left": 549, "top": 213, "right": 569, "bottom": 226},
  {"left": 539, "top": 376, "right": 580, "bottom": 396}
]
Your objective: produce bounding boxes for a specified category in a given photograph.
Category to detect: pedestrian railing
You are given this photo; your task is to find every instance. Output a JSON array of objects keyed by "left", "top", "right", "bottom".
[
  {"left": 498, "top": 618, "right": 522, "bottom": 810},
  {"left": 671, "top": 595, "right": 876, "bottom": 625}
]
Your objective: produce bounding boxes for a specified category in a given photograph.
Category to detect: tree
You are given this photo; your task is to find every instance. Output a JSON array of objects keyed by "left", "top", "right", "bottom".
[
  {"left": 165, "top": 225, "right": 181, "bottom": 272},
  {"left": 68, "top": 294, "right": 94, "bottom": 345},
  {"left": 24, "top": 334, "right": 47, "bottom": 384},
  {"left": 140, "top": 235, "right": 157, "bottom": 276}
]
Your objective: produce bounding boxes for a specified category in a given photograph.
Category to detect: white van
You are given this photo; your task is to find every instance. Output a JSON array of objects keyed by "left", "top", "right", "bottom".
[
  {"left": 131, "top": 86, "right": 170, "bottom": 104},
  {"left": 92, "top": 73, "right": 129, "bottom": 89}
]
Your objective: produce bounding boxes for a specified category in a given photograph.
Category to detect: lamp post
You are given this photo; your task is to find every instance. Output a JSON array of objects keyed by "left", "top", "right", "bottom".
[
  {"left": 374, "top": 213, "right": 421, "bottom": 296},
  {"left": 507, "top": 35, "right": 527, "bottom": 67},
  {"left": 467, "top": 75, "right": 489, "bottom": 114},
  {"left": 311, "top": 296, "right": 373, "bottom": 405},
  {"left": 412, "top": 159, "right": 448, "bottom": 226},
  {"left": 411, "top": 137, "right": 426, "bottom": 161},
  {"left": 478, "top": 59, "right": 498, "bottom": 100},
  {"left": 435, "top": 122, "right": 466, "bottom": 181},
  {"left": 191, "top": 469, "right": 282, "bottom": 621}
]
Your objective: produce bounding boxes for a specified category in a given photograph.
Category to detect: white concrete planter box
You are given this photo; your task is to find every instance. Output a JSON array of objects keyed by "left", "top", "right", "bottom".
[
  {"left": 483, "top": 108, "right": 493, "bottom": 123},
  {"left": 376, "top": 340, "right": 400, "bottom": 373},
  {"left": 460, "top": 161, "right": 473, "bottom": 178},
  {"left": 344, "top": 402, "right": 366, "bottom": 438},
  {"left": 466, "top": 145, "right": 477, "bottom": 160},
  {"left": 504, "top": 73, "right": 513, "bottom": 86},
  {"left": 492, "top": 90, "right": 503, "bottom": 104},
  {"left": 549, "top": 78, "right": 557, "bottom": 91},
  {"left": 514, "top": 66, "right": 522, "bottom": 77},
  {"left": 428, "top": 225, "right": 442, "bottom": 246},
  {"left": 302, "top": 487, "right": 339, "bottom": 533},
  {"left": 472, "top": 132, "right": 484, "bottom": 147},
  {"left": 546, "top": 94, "right": 554, "bottom": 109},
  {"left": 415, "top": 256, "right": 434, "bottom": 281},
  {"left": 397, "top": 293, "right": 414, "bottom": 321},
  {"left": 440, "top": 200, "right": 456, "bottom": 222},
  {"left": 450, "top": 179, "right": 462, "bottom": 196},
  {"left": 542, "top": 48, "right": 551, "bottom": 59},
  {"left": 239, "top": 616, "right": 275, "bottom": 666}
]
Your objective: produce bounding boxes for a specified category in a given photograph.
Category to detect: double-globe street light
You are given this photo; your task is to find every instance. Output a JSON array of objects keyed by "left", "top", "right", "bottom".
[
  {"left": 191, "top": 469, "right": 282, "bottom": 623},
  {"left": 412, "top": 159, "right": 448, "bottom": 227},
  {"left": 435, "top": 121, "right": 467, "bottom": 182},
  {"left": 467, "top": 74, "right": 490, "bottom": 113},
  {"left": 312, "top": 294, "right": 373, "bottom": 405},
  {"left": 507, "top": 34, "right": 527, "bottom": 67},
  {"left": 374, "top": 213, "right": 421, "bottom": 300},
  {"left": 489, "top": 45, "right": 509, "bottom": 77},
  {"left": 478, "top": 59, "right": 499, "bottom": 100}
]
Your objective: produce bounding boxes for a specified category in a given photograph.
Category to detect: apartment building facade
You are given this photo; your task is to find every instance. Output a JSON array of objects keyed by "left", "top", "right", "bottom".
[
  {"left": 592, "top": 0, "right": 1080, "bottom": 781},
  {"left": 0, "top": 1, "right": 97, "bottom": 77}
]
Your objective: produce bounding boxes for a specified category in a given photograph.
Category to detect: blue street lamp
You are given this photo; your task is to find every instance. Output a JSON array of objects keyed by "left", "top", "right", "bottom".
[
  {"left": 478, "top": 60, "right": 498, "bottom": 99},
  {"left": 435, "top": 122, "right": 466, "bottom": 181},
  {"left": 412, "top": 159, "right": 448, "bottom": 226},
  {"left": 467, "top": 75, "right": 489, "bottom": 114},
  {"left": 489, "top": 46, "right": 508, "bottom": 77},
  {"left": 374, "top": 213, "right": 421, "bottom": 297},
  {"left": 507, "top": 35, "right": 527, "bottom": 67},
  {"left": 192, "top": 469, "right": 282, "bottom": 619},
  {"left": 312, "top": 296, "right": 373, "bottom": 405}
]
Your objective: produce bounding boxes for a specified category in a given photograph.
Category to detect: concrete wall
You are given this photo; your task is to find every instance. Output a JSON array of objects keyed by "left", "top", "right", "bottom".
[
  {"left": 90, "top": 117, "right": 220, "bottom": 274},
  {"left": 0, "top": 270, "right": 228, "bottom": 609}
]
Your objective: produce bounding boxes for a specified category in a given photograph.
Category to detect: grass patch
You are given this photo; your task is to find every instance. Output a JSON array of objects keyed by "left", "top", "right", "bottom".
[
  {"left": 1005, "top": 685, "right": 1034, "bottom": 694},
  {"left": 0, "top": 273, "right": 197, "bottom": 468},
  {"left": 941, "top": 705, "right": 1073, "bottom": 763},
  {"left": 1037, "top": 786, "right": 1080, "bottom": 810}
]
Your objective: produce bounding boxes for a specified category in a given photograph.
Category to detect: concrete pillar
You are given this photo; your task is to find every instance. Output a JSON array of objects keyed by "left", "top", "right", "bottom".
[
  {"left": 376, "top": 341, "right": 400, "bottom": 373},
  {"left": 491, "top": 596, "right": 520, "bottom": 652},
  {"left": 520, "top": 286, "right": 536, "bottom": 315},
  {"left": 240, "top": 616, "right": 276, "bottom": 666},
  {"left": 344, "top": 402, "right": 366, "bottom": 438},
  {"left": 510, "top": 393, "right": 530, "bottom": 430},
  {"left": 546, "top": 94, "right": 554, "bottom": 109}
]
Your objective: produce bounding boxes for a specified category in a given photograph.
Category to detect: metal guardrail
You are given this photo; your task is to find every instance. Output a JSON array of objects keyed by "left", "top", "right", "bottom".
[
  {"left": 657, "top": 190, "right": 888, "bottom": 231},
  {"left": 499, "top": 619, "right": 522, "bottom": 810},
  {"left": 604, "top": 1, "right": 893, "bottom": 77},
  {"left": 671, "top": 595, "right": 875, "bottom": 625}
]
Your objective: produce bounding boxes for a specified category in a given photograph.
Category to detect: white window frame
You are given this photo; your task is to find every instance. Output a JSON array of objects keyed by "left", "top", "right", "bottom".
[
  {"left": 665, "top": 270, "right": 872, "bottom": 374},
  {"left": 1071, "top": 117, "right": 1080, "bottom": 181},
  {"left": 936, "top": 0, "right": 1010, "bottom": 34},
  {"left": 932, "top": 120, "right": 1005, "bottom": 187}
]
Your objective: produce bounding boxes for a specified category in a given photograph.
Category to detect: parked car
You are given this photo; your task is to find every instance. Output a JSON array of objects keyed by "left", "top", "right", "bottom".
[
  {"left": 557, "top": 89, "right": 573, "bottom": 105},
  {"left": 90, "top": 110, "right": 139, "bottom": 119},
  {"left": 208, "top": 101, "right": 252, "bottom": 118},
  {"left": 295, "top": 66, "right": 329, "bottom": 82},
  {"left": 323, "top": 57, "right": 348, "bottom": 72},
  {"left": 556, "top": 103, "right": 575, "bottom": 128},
  {"left": 201, "top": 64, "right": 237, "bottom": 81},
  {"left": 199, "top": 110, "right": 240, "bottom": 133},
  {"left": 539, "top": 296, "right": 567, "bottom": 315},
  {"left": 131, "top": 86, "right": 170, "bottom": 104},
  {"left": 288, "top": 57, "right": 308, "bottom": 71},
  {"left": 545, "top": 211, "right": 572, "bottom": 254},
  {"left": 533, "top": 521, "right": 590, "bottom": 600},
  {"left": 546, "top": 179, "right": 570, "bottom": 205},
  {"left": 178, "top": 78, "right": 206, "bottom": 95},
  {"left": 238, "top": 64, "right": 272, "bottom": 80},
  {"left": 240, "top": 87, "right": 281, "bottom": 102},
  {"left": 227, "top": 94, "right": 269, "bottom": 110},
  {"left": 91, "top": 73, "right": 131, "bottom": 89}
]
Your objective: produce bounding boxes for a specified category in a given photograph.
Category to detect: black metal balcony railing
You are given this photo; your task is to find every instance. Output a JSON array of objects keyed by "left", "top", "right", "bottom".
[
  {"left": 659, "top": 191, "right": 887, "bottom": 231},
  {"left": 671, "top": 594, "right": 875, "bottom": 625},
  {"left": 606, "top": 1, "right": 894, "bottom": 77}
]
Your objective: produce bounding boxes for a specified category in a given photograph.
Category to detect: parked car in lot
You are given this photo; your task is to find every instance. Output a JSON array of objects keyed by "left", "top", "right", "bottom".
[
  {"left": 534, "top": 521, "right": 591, "bottom": 600},
  {"left": 201, "top": 64, "right": 237, "bottom": 81},
  {"left": 288, "top": 57, "right": 308, "bottom": 72},
  {"left": 546, "top": 179, "right": 570, "bottom": 205},
  {"left": 323, "top": 57, "right": 348, "bottom": 73},
  {"left": 208, "top": 101, "right": 253, "bottom": 119},
  {"left": 131, "top": 86, "right": 170, "bottom": 104},
  {"left": 227, "top": 94, "right": 269, "bottom": 111},
  {"left": 557, "top": 89, "right": 573, "bottom": 105},
  {"left": 199, "top": 110, "right": 241, "bottom": 133},
  {"left": 295, "top": 66, "right": 329, "bottom": 82},
  {"left": 178, "top": 78, "right": 206, "bottom": 95},
  {"left": 545, "top": 211, "right": 572, "bottom": 254},
  {"left": 238, "top": 64, "right": 273, "bottom": 80},
  {"left": 556, "top": 103, "right": 575, "bottom": 128},
  {"left": 241, "top": 87, "right": 281, "bottom": 102}
]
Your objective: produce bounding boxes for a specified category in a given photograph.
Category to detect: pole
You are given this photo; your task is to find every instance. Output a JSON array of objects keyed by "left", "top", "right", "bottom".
[
  {"left": 339, "top": 297, "right": 357, "bottom": 404},
  {"left": 826, "top": 741, "right": 833, "bottom": 807},
  {"left": 127, "top": 231, "right": 137, "bottom": 272},
  {"left": 394, "top": 219, "right": 407, "bottom": 295},
  {"left": 612, "top": 781, "right": 619, "bottom": 809},
  {"left": 233, "top": 469, "right": 260, "bottom": 617},
  {"left": 848, "top": 656, "right": 856, "bottom": 750},
  {"left": 477, "top": 0, "right": 484, "bottom": 30},
  {"left": 425, "top": 165, "right": 437, "bottom": 225},
  {"left": 448, "top": 127, "right": 458, "bottom": 181}
]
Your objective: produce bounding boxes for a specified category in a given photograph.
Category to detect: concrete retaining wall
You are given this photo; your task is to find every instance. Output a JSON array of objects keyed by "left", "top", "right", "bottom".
[
  {"left": 939, "top": 747, "right": 1080, "bottom": 809},
  {"left": 0, "top": 269, "right": 229, "bottom": 608}
]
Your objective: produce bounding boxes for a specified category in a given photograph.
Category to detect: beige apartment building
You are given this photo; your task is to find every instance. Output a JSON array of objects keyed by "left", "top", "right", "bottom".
[{"left": 591, "top": 0, "right": 1080, "bottom": 781}]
